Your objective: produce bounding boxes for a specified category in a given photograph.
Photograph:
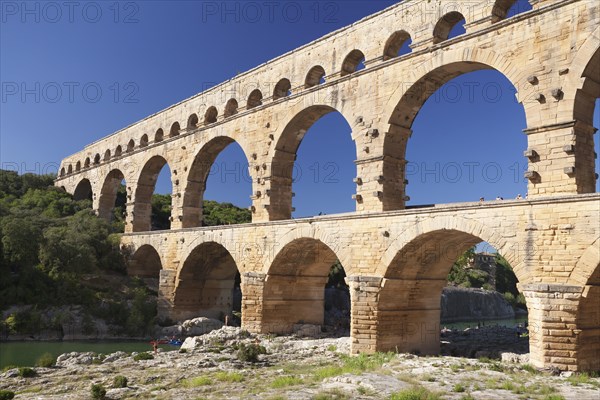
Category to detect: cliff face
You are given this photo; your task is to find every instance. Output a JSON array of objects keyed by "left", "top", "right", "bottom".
[{"left": 441, "top": 287, "right": 515, "bottom": 323}]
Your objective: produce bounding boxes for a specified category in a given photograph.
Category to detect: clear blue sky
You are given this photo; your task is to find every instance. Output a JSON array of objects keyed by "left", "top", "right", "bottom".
[{"left": 1, "top": 0, "right": 598, "bottom": 219}]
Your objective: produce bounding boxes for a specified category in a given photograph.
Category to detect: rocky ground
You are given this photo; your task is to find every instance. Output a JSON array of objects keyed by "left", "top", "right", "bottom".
[{"left": 1, "top": 326, "right": 598, "bottom": 400}]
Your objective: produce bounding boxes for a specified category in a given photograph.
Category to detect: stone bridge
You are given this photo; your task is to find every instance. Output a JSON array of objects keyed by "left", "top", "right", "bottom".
[{"left": 55, "top": 0, "right": 600, "bottom": 371}]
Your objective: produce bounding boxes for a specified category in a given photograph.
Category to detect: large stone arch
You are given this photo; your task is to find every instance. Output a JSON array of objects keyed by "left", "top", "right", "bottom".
[
  {"left": 380, "top": 48, "right": 525, "bottom": 211},
  {"left": 264, "top": 225, "right": 353, "bottom": 275},
  {"left": 374, "top": 216, "right": 524, "bottom": 354},
  {"left": 260, "top": 237, "right": 342, "bottom": 333},
  {"left": 561, "top": 27, "right": 600, "bottom": 194},
  {"left": 97, "top": 169, "right": 125, "bottom": 221},
  {"left": 379, "top": 215, "right": 519, "bottom": 278},
  {"left": 268, "top": 104, "right": 357, "bottom": 221},
  {"left": 172, "top": 241, "right": 240, "bottom": 322},
  {"left": 562, "top": 24, "right": 600, "bottom": 126},
  {"left": 575, "top": 251, "right": 600, "bottom": 371},
  {"left": 128, "top": 244, "right": 163, "bottom": 279},
  {"left": 570, "top": 237, "right": 600, "bottom": 286},
  {"left": 181, "top": 135, "right": 252, "bottom": 228},
  {"left": 73, "top": 178, "right": 93, "bottom": 201},
  {"left": 131, "top": 155, "right": 173, "bottom": 232}
]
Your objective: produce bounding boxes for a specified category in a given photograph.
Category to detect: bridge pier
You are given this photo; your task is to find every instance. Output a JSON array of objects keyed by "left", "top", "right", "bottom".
[
  {"left": 521, "top": 283, "right": 589, "bottom": 372},
  {"left": 348, "top": 276, "right": 382, "bottom": 354},
  {"left": 240, "top": 272, "right": 266, "bottom": 333},
  {"left": 524, "top": 121, "right": 597, "bottom": 197}
]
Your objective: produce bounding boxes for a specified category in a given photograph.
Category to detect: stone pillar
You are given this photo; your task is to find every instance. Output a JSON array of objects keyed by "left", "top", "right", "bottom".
[
  {"left": 348, "top": 276, "right": 383, "bottom": 354},
  {"left": 353, "top": 123, "right": 408, "bottom": 212},
  {"left": 520, "top": 283, "right": 584, "bottom": 371},
  {"left": 241, "top": 272, "right": 266, "bottom": 333},
  {"left": 524, "top": 121, "right": 597, "bottom": 197},
  {"left": 576, "top": 284, "right": 600, "bottom": 371},
  {"left": 157, "top": 269, "right": 177, "bottom": 323}
]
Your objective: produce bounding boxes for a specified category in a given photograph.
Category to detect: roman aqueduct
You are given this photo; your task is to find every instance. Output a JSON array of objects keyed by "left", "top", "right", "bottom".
[{"left": 56, "top": 0, "right": 600, "bottom": 371}]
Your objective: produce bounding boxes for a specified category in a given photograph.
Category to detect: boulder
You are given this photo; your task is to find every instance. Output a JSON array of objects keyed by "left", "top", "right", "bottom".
[
  {"left": 293, "top": 324, "right": 321, "bottom": 337},
  {"left": 182, "top": 317, "right": 223, "bottom": 336}
]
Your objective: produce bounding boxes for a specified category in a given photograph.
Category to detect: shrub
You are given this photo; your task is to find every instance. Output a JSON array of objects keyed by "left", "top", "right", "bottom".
[
  {"left": 133, "top": 352, "right": 154, "bottom": 361},
  {"left": 35, "top": 352, "right": 56, "bottom": 367},
  {"left": 389, "top": 386, "right": 441, "bottom": 400},
  {"left": 236, "top": 343, "right": 266, "bottom": 363},
  {"left": 271, "top": 376, "right": 303, "bottom": 388},
  {"left": 215, "top": 371, "right": 244, "bottom": 383},
  {"left": 90, "top": 383, "right": 106, "bottom": 399},
  {"left": 453, "top": 384, "right": 466, "bottom": 392},
  {"left": 113, "top": 375, "right": 128, "bottom": 388},
  {"left": 182, "top": 376, "right": 212, "bottom": 387},
  {"left": 17, "top": 367, "right": 35, "bottom": 378},
  {"left": 0, "top": 390, "right": 15, "bottom": 400}
]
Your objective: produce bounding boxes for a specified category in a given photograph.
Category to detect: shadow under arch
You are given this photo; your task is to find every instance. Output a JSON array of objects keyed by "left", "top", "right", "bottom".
[
  {"left": 269, "top": 104, "right": 355, "bottom": 220},
  {"left": 132, "top": 155, "right": 172, "bottom": 232},
  {"left": 128, "top": 244, "right": 162, "bottom": 279},
  {"left": 172, "top": 241, "right": 240, "bottom": 322},
  {"left": 377, "top": 225, "right": 525, "bottom": 355},
  {"left": 181, "top": 136, "right": 251, "bottom": 228},
  {"left": 576, "top": 251, "right": 600, "bottom": 371},
  {"left": 98, "top": 169, "right": 125, "bottom": 221},
  {"left": 73, "top": 178, "right": 93, "bottom": 201},
  {"left": 261, "top": 237, "right": 340, "bottom": 334},
  {"left": 382, "top": 56, "right": 523, "bottom": 210}
]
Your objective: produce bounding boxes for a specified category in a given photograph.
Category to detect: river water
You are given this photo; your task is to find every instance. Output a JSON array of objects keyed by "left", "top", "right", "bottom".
[
  {"left": 0, "top": 316, "right": 528, "bottom": 369},
  {"left": 0, "top": 341, "right": 177, "bottom": 369}
]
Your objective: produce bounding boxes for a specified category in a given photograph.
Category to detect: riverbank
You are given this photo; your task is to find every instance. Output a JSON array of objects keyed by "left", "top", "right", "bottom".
[{"left": 1, "top": 327, "right": 598, "bottom": 400}]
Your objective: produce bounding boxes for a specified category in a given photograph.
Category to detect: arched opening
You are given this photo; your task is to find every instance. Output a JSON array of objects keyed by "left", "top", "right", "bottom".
[
  {"left": 127, "top": 139, "right": 135, "bottom": 153},
  {"left": 379, "top": 231, "right": 526, "bottom": 357},
  {"left": 170, "top": 122, "right": 180, "bottom": 137},
  {"left": 103, "top": 149, "right": 111, "bottom": 161},
  {"left": 574, "top": 48, "right": 600, "bottom": 193},
  {"left": 60, "top": 167, "right": 65, "bottom": 177},
  {"left": 596, "top": 98, "right": 600, "bottom": 193},
  {"left": 433, "top": 12, "right": 466, "bottom": 44},
  {"left": 67, "top": 164, "right": 73, "bottom": 174},
  {"left": 115, "top": 145, "right": 123, "bottom": 157},
  {"left": 155, "top": 128, "right": 164, "bottom": 143},
  {"left": 73, "top": 178, "right": 93, "bottom": 201},
  {"left": 204, "top": 106, "right": 218, "bottom": 124},
  {"left": 84, "top": 158, "right": 90, "bottom": 168},
  {"left": 182, "top": 137, "right": 252, "bottom": 228},
  {"left": 173, "top": 242, "right": 240, "bottom": 323},
  {"left": 129, "top": 244, "right": 162, "bottom": 293},
  {"left": 273, "top": 78, "right": 292, "bottom": 100},
  {"left": 305, "top": 65, "right": 326, "bottom": 88},
  {"left": 340, "top": 49, "right": 366, "bottom": 77},
  {"left": 140, "top": 134, "right": 149, "bottom": 148},
  {"left": 187, "top": 113, "right": 199, "bottom": 129},
  {"left": 93, "top": 153, "right": 101, "bottom": 165},
  {"left": 76, "top": 161, "right": 81, "bottom": 172},
  {"left": 262, "top": 238, "right": 348, "bottom": 335},
  {"left": 270, "top": 105, "right": 355, "bottom": 220},
  {"left": 98, "top": 169, "right": 127, "bottom": 231},
  {"left": 385, "top": 63, "right": 526, "bottom": 208},
  {"left": 576, "top": 259, "right": 600, "bottom": 371},
  {"left": 247, "top": 89, "right": 263, "bottom": 109},
  {"left": 383, "top": 30, "right": 412, "bottom": 60},
  {"left": 224, "top": 99, "right": 239, "bottom": 118},
  {"left": 132, "top": 156, "right": 172, "bottom": 232},
  {"left": 492, "top": 0, "right": 533, "bottom": 23}
]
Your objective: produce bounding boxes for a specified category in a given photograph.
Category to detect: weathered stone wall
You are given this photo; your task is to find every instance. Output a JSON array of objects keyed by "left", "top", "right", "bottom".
[
  {"left": 55, "top": 0, "right": 600, "bottom": 371},
  {"left": 56, "top": 0, "right": 599, "bottom": 230}
]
